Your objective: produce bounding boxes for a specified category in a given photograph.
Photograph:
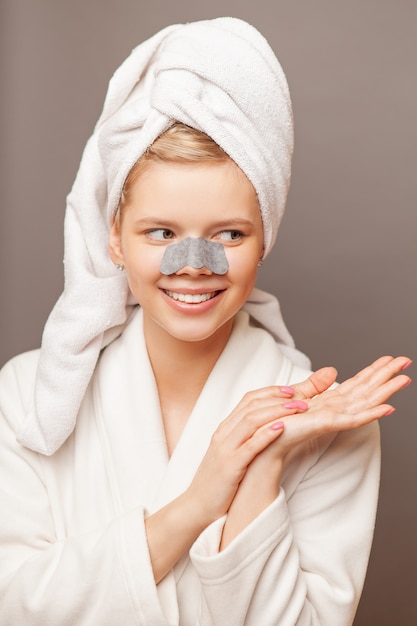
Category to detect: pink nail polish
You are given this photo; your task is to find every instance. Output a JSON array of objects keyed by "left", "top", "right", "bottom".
[
  {"left": 401, "top": 360, "right": 413, "bottom": 370},
  {"left": 281, "top": 386, "right": 294, "bottom": 396},
  {"left": 400, "top": 378, "right": 412, "bottom": 390},
  {"left": 384, "top": 408, "right": 396, "bottom": 416},
  {"left": 270, "top": 421, "right": 285, "bottom": 431},
  {"left": 283, "top": 400, "right": 308, "bottom": 410}
]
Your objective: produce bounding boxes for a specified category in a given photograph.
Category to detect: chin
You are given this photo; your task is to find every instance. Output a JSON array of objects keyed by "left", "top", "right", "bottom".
[{"left": 159, "top": 316, "right": 234, "bottom": 345}]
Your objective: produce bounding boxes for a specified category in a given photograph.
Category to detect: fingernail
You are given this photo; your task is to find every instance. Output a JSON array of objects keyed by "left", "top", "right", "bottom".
[
  {"left": 283, "top": 400, "right": 308, "bottom": 410},
  {"left": 270, "top": 421, "right": 285, "bottom": 431},
  {"left": 400, "top": 378, "right": 412, "bottom": 390},
  {"left": 384, "top": 408, "right": 396, "bottom": 416},
  {"left": 401, "top": 360, "right": 413, "bottom": 370},
  {"left": 281, "top": 386, "right": 294, "bottom": 396}
]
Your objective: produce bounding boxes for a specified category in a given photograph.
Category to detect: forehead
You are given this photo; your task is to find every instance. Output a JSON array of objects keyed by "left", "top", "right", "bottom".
[{"left": 123, "top": 160, "right": 261, "bottom": 222}]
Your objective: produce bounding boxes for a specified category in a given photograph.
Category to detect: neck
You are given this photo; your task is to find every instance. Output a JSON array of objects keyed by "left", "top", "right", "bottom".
[
  {"left": 143, "top": 315, "right": 234, "bottom": 399},
  {"left": 143, "top": 313, "right": 235, "bottom": 456}
]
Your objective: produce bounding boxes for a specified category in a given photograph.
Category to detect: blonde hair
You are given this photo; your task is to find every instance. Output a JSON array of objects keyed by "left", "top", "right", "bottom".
[{"left": 115, "top": 123, "right": 229, "bottom": 226}]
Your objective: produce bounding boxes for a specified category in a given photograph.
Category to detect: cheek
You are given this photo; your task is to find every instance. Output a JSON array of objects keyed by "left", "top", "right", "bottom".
[
  {"left": 123, "top": 241, "right": 165, "bottom": 275},
  {"left": 227, "top": 248, "right": 259, "bottom": 283}
]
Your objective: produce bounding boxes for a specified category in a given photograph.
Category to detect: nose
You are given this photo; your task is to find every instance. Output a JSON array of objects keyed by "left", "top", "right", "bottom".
[
  {"left": 174, "top": 264, "right": 213, "bottom": 276},
  {"left": 177, "top": 240, "right": 213, "bottom": 276},
  {"left": 159, "top": 237, "right": 229, "bottom": 276}
]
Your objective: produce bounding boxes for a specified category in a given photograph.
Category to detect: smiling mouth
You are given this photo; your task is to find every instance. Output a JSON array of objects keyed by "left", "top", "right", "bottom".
[{"left": 164, "top": 290, "right": 221, "bottom": 303}]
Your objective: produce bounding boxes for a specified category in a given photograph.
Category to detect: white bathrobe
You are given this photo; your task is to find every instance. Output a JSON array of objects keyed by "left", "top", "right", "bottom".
[{"left": 0, "top": 309, "right": 380, "bottom": 625}]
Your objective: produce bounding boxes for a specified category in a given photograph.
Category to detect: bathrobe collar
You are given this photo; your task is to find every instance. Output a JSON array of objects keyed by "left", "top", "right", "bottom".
[
  {"left": 93, "top": 306, "right": 293, "bottom": 514},
  {"left": 91, "top": 306, "right": 293, "bottom": 621}
]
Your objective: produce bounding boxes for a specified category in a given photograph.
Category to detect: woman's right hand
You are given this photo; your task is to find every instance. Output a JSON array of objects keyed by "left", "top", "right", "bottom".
[
  {"left": 146, "top": 381, "right": 315, "bottom": 583},
  {"left": 186, "top": 367, "right": 337, "bottom": 526}
]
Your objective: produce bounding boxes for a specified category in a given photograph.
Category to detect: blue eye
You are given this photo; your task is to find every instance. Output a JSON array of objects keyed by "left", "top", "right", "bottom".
[
  {"left": 147, "top": 229, "right": 175, "bottom": 241},
  {"left": 218, "top": 230, "right": 243, "bottom": 242}
]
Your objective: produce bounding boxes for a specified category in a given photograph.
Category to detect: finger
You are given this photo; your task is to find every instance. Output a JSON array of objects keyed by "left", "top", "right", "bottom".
[
  {"left": 219, "top": 396, "right": 308, "bottom": 447},
  {"left": 308, "top": 371, "right": 411, "bottom": 420},
  {"left": 349, "top": 374, "right": 411, "bottom": 409},
  {"left": 209, "top": 414, "right": 286, "bottom": 477},
  {"left": 283, "top": 400, "right": 309, "bottom": 410},
  {"left": 219, "top": 399, "right": 308, "bottom": 446},
  {"left": 230, "top": 386, "right": 297, "bottom": 412},
  {"left": 239, "top": 419, "right": 285, "bottom": 465},
  {"left": 326, "top": 403, "right": 397, "bottom": 430},
  {"left": 292, "top": 367, "right": 338, "bottom": 400},
  {"left": 219, "top": 385, "right": 301, "bottom": 434},
  {"left": 338, "top": 356, "right": 411, "bottom": 396},
  {"left": 282, "top": 401, "right": 395, "bottom": 446}
]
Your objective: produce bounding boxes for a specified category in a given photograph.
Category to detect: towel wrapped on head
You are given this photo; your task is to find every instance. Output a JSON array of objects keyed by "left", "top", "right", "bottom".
[{"left": 17, "top": 17, "right": 310, "bottom": 455}]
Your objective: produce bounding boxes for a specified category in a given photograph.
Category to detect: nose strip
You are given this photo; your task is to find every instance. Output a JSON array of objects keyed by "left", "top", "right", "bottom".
[{"left": 160, "top": 237, "right": 229, "bottom": 275}]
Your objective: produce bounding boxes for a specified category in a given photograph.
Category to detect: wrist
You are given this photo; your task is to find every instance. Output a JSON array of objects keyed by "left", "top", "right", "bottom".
[
  {"left": 145, "top": 490, "right": 212, "bottom": 583},
  {"left": 219, "top": 455, "right": 283, "bottom": 550}
]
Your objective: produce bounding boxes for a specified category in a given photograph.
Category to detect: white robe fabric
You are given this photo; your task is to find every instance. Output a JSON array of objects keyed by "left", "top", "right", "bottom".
[{"left": 0, "top": 309, "right": 380, "bottom": 625}]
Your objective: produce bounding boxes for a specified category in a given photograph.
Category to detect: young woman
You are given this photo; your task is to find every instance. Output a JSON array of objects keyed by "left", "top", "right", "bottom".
[{"left": 0, "top": 18, "right": 411, "bottom": 626}]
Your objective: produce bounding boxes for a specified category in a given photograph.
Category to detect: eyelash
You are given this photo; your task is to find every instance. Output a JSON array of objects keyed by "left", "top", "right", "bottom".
[
  {"left": 145, "top": 229, "right": 245, "bottom": 242},
  {"left": 146, "top": 229, "right": 175, "bottom": 241},
  {"left": 217, "top": 230, "right": 244, "bottom": 242}
]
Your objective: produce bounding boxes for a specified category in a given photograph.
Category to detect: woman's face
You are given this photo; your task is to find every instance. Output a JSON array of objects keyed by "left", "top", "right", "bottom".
[{"left": 109, "top": 159, "right": 264, "bottom": 349}]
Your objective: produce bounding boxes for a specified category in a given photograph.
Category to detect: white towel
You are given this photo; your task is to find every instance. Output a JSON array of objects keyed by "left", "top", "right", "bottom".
[{"left": 17, "top": 17, "right": 309, "bottom": 455}]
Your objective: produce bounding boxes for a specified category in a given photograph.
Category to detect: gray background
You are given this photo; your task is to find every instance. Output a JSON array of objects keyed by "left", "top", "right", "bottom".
[{"left": 1, "top": 1, "right": 416, "bottom": 623}]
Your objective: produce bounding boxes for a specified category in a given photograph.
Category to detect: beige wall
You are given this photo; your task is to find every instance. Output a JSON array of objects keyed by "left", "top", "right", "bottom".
[{"left": 1, "top": 1, "right": 416, "bottom": 622}]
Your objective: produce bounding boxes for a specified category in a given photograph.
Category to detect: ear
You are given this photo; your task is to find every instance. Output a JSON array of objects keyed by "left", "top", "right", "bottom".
[{"left": 108, "top": 221, "right": 124, "bottom": 266}]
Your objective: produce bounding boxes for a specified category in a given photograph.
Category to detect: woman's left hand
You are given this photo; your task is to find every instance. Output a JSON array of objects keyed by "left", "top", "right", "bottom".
[
  {"left": 220, "top": 355, "right": 411, "bottom": 548},
  {"left": 280, "top": 355, "right": 411, "bottom": 450}
]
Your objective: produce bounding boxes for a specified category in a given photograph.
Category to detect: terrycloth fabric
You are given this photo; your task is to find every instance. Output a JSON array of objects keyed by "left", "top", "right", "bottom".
[
  {"left": 0, "top": 310, "right": 380, "bottom": 624},
  {"left": 17, "top": 17, "right": 306, "bottom": 456}
]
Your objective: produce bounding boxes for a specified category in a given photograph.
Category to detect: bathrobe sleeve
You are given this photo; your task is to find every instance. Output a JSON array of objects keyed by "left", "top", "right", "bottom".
[
  {"left": 0, "top": 354, "right": 169, "bottom": 626},
  {"left": 190, "top": 421, "right": 380, "bottom": 626}
]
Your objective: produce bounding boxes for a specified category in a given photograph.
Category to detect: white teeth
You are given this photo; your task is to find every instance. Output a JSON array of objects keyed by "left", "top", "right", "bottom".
[{"left": 165, "top": 290, "right": 218, "bottom": 303}]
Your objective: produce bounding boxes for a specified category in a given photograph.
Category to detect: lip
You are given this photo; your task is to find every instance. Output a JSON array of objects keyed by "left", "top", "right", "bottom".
[
  {"left": 158, "top": 286, "right": 225, "bottom": 295},
  {"left": 164, "top": 289, "right": 220, "bottom": 304},
  {"left": 160, "top": 287, "right": 225, "bottom": 314}
]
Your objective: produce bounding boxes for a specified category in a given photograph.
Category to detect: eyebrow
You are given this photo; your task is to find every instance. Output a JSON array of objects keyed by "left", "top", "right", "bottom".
[{"left": 133, "top": 217, "right": 255, "bottom": 228}]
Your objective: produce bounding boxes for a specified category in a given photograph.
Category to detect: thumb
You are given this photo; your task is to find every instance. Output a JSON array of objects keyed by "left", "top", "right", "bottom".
[{"left": 292, "top": 367, "right": 338, "bottom": 400}]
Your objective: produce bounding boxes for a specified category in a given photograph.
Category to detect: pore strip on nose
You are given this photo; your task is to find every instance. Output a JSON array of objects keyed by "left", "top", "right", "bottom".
[{"left": 160, "top": 237, "right": 229, "bottom": 275}]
